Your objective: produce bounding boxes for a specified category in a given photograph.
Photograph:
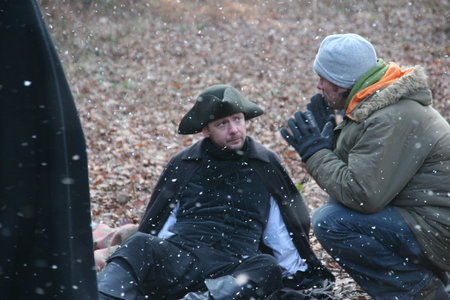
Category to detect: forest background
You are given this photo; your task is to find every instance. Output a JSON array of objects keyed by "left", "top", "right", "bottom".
[{"left": 40, "top": 0, "right": 449, "bottom": 298}]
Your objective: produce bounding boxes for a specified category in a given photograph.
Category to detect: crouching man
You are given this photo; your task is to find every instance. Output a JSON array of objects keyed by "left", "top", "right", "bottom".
[{"left": 280, "top": 34, "right": 450, "bottom": 299}]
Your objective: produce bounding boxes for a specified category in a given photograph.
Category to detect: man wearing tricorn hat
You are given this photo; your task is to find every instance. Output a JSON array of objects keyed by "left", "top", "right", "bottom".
[{"left": 97, "top": 84, "right": 333, "bottom": 299}]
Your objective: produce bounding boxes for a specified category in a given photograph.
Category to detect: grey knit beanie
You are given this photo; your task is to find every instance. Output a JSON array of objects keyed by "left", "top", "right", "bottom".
[{"left": 313, "top": 33, "right": 377, "bottom": 89}]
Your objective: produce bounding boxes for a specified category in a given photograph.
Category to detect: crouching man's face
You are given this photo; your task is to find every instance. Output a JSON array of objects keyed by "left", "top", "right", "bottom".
[
  {"left": 202, "top": 113, "right": 246, "bottom": 151},
  {"left": 317, "top": 76, "right": 349, "bottom": 110}
]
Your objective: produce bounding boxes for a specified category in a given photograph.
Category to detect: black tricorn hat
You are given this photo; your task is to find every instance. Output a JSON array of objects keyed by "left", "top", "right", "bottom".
[{"left": 178, "top": 85, "right": 264, "bottom": 134}]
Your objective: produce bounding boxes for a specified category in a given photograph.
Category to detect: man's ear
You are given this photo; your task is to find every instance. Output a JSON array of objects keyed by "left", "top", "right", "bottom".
[{"left": 202, "top": 126, "right": 210, "bottom": 138}]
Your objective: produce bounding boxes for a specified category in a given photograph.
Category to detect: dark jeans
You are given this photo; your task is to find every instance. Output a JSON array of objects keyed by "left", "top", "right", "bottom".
[
  {"left": 312, "top": 202, "right": 437, "bottom": 300},
  {"left": 98, "top": 232, "right": 282, "bottom": 299}
]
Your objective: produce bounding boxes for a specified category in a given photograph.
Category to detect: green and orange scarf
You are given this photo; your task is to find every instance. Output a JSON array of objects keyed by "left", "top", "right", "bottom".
[{"left": 345, "top": 59, "right": 413, "bottom": 118}]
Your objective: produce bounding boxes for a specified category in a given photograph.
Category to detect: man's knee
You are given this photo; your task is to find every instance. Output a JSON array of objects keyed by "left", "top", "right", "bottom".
[
  {"left": 106, "top": 232, "right": 168, "bottom": 282},
  {"left": 98, "top": 260, "right": 142, "bottom": 299},
  {"left": 254, "top": 253, "right": 279, "bottom": 265},
  {"left": 312, "top": 204, "right": 339, "bottom": 235},
  {"left": 111, "top": 231, "right": 163, "bottom": 258},
  {"left": 258, "top": 254, "right": 282, "bottom": 280},
  {"left": 245, "top": 254, "right": 281, "bottom": 274},
  {"left": 122, "top": 231, "right": 156, "bottom": 245},
  {"left": 238, "top": 254, "right": 282, "bottom": 291}
]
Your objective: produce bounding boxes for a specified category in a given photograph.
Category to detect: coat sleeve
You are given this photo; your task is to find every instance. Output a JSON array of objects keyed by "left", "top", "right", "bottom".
[
  {"left": 306, "top": 104, "right": 429, "bottom": 213},
  {"left": 138, "top": 157, "right": 179, "bottom": 233}
]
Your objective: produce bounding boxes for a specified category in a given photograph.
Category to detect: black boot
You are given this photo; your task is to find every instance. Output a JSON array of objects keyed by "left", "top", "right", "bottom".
[{"left": 97, "top": 260, "right": 144, "bottom": 300}]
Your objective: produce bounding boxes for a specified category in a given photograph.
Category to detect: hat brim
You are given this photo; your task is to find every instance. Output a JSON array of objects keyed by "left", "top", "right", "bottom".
[{"left": 178, "top": 88, "right": 263, "bottom": 135}]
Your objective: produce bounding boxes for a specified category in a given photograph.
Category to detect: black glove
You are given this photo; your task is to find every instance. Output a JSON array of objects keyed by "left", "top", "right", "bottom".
[
  {"left": 280, "top": 110, "right": 334, "bottom": 162},
  {"left": 306, "top": 93, "right": 336, "bottom": 131}
]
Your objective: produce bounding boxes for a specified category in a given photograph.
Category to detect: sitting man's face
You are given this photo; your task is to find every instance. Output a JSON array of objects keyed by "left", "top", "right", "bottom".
[{"left": 202, "top": 113, "right": 247, "bottom": 150}]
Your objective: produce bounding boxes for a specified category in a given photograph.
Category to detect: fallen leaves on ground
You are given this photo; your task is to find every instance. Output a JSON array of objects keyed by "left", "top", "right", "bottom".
[{"left": 42, "top": 1, "right": 449, "bottom": 299}]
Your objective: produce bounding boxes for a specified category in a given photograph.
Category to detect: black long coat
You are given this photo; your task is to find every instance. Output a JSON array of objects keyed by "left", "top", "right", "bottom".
[
  {"left": 139, "top": 137, "right": 334, "bottom": 284},
  {"left": 0, "top": 1, "right": 97, "bottom": 299}
]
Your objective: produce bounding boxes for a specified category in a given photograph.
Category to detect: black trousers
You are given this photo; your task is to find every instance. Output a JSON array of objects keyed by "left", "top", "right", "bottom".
[{"left": 98, "top": 232, "right": 283, "bottom": 299}]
